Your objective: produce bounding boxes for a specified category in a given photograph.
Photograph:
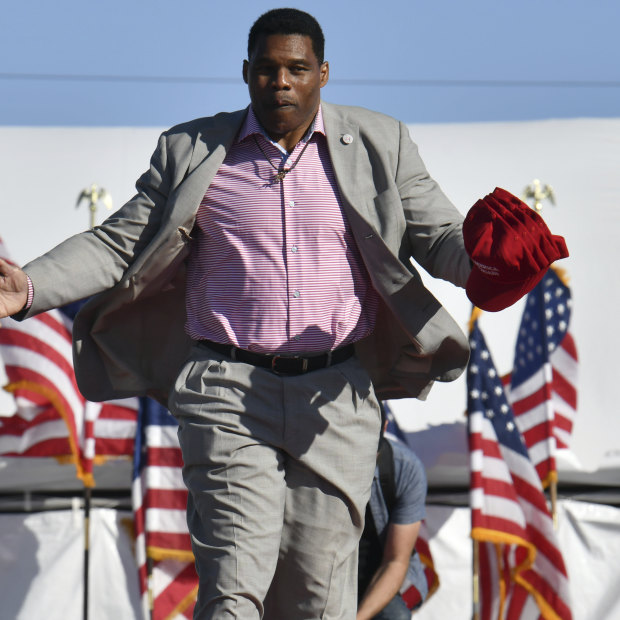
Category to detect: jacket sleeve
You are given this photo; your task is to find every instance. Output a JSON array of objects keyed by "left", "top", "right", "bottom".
[
  {"left": 395, "top": 121, "right": 471, "bottom": 288},
  {"left": 21, "top": 131, "right": 175, "bottom": 318}
]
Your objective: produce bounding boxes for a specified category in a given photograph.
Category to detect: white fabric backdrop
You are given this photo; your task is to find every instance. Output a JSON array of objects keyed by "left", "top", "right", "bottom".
[
  {"left": 0, "top": 500, "right": 618, "bottom": 619},
  {"left": 0, "top": 508, "right": 142, "bottom": 620},
  {"left": 2, "top": 118, "right": 619, "bottom": 475},
  {"left": 418, "top": 500, "right": 620, "bottom": 620}
]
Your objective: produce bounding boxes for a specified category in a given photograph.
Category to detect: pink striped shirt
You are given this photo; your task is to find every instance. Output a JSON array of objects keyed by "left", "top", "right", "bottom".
[{"left": 185, "top": 105, "right": 378, "bottom": 354}]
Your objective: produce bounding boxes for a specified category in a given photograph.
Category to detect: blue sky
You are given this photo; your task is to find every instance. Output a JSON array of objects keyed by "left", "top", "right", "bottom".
[{"left": 1, "top": 0, "right": 618, "bottom": 127}]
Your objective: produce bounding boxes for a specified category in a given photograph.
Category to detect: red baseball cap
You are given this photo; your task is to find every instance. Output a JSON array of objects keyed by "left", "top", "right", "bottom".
[{"left": 463, "top": 187, "right": 569, "bottom": 311}]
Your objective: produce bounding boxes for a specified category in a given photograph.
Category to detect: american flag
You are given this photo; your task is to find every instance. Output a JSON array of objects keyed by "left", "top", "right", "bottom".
[
  {"left": 468, "top": 320, "right": 571, "bottom": 620},
  {"left": 400, "top": 520, "right": 440, "bottom": 610},
  {"left": 508, "top": 267, "right": 578, "bottom": 486},
  {"left": 0, "top": 238, "right": 138, "bottom": 484},
  {"left": 132, "top": 397, "right": 197, "bottom": 619},
  {"left": 89, "top": 397, "right": 139, "bottom": 461}
]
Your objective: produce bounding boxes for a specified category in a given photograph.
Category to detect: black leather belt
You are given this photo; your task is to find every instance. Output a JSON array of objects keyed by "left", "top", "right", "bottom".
[{"left": 198, "top": 340, "right": 354, "bottom": 376}]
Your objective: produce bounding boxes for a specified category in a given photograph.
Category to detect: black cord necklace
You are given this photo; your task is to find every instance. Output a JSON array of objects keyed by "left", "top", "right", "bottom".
[{"left": 253, "top": 135, "right": 313, "bottom": 184}]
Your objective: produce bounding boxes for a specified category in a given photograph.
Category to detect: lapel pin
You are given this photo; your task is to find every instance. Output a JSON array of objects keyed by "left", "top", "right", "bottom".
[{"left": 341, "top": 133, "right": 353, "bottom": 145}]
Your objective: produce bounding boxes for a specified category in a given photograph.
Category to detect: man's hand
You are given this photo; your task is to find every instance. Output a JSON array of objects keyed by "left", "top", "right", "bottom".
[{"left": 0, "top": 258, "right": 29, "bottom": 318}]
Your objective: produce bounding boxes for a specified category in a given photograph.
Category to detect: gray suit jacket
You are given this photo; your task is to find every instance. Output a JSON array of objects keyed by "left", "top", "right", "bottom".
[{"left": 22, "top": 102, "right": 471, "bottom": 404}]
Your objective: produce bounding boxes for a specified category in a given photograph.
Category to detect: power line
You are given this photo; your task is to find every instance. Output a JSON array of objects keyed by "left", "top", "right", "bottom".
[
  {"left": 336, "top": 78, "right": 620, "bottom": 88},
  {"left": 0, "top": 72, "right": 239, "bottom": 84},
  {"left": 1, "top": 72, "right": 619, "bottom": 88}
]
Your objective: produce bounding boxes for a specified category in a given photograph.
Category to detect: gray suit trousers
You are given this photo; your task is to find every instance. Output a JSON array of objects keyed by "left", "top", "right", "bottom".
[{"left": 168, "top": 344, "right": 382, "bottom": 619}]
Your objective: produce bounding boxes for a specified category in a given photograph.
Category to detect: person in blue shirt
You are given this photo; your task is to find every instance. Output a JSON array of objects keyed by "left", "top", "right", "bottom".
[{"left": 357, "top": 412, "right": 428, "bottom": 620}]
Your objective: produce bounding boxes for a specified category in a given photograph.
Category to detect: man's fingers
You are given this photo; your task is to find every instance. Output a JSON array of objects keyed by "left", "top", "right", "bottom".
[
  {"left": 0, "top": 257, "right": 17, "bottom": 275},
  {"left": 0, "top": 261, "right": 29, "bottom": 317},
  {"left": 0, "top": 260, "right": 27, "bottom": 295}
]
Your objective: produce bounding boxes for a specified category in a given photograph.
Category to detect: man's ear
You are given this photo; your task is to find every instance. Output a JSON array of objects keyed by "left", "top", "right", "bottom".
[
  {"left": 319, "top": 61, "right": 329, "bottom": 88},
  {"left": 242, "top": 60, "right": 249, "bottom": 85}
]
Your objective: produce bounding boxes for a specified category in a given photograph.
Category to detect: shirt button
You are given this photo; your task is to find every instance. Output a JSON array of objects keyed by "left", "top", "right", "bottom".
[
  {"left": 291, "top": 245, "right": 298, "bottom": 253},
  {"left": 288, "top": 200, "right": 295, "bottom": 207},
  {"left": 293, "top": 290, "right": 300, "bottom": 298},
  {"left": 294, "top": 335, "right": 301, "bottom": 341}
]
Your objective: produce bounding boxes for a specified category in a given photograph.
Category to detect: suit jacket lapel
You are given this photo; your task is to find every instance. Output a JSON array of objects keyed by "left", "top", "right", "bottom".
[
  {"left": 189, "top": 108, "right": 247, "bottom": 174},
  {"left": 168, "top": 108, "right": 248, "bottom": 227},
  {"left": 322, "top": 102, "right": 375, "bottom": 226}
]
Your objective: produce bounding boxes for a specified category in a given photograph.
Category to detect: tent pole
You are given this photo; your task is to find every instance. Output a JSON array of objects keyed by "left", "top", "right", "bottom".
[{"left": 83, "top": 486, "right": 91, "bottom": 620}]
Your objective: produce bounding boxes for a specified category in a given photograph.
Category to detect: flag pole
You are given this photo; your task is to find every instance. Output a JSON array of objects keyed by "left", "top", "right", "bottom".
[
  {"left": 472, "top": 539, "right": 480, "bottom": 620},
  {"left": 147, "top": 557, "right": 155, "bottom": 620},
  {"left": 468, "top": 306, "right": 482, "bottom": 620},
  {"left": 550, "top": 479, "right": 559, "bottom": 529},
  {"left": 75, "top": 187, "right": 112, "bottom": 620},
  {"left": 522, "top": 180, "right": 559, "bottom": 527}
]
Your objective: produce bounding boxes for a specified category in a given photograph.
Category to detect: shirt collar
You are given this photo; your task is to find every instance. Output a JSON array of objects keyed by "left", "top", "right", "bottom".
[{"left": 238, "top": 104, "right": 326, "bottom": 147}]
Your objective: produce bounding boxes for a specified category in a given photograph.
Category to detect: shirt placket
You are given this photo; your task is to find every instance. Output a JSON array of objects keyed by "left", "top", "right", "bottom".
[{"left": 281, "top": 142, "right": 305, "bottom": 349}]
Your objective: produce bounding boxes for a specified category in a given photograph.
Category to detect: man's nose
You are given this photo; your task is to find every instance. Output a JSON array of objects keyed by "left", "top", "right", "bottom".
[{"left": 272, "top": 68, "right": 291, "bottom": 89}]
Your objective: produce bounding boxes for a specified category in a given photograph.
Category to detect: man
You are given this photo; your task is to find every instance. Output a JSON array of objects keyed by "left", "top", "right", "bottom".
[
  {"left": 0, "top": 8, "right": 472, "bottom": 619},
  {"left": 357, "top": 423, "right": 427, "bottom": 620}
]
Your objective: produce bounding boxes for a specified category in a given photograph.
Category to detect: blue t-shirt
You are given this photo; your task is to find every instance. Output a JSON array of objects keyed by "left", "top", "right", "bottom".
[{"left": 367, "top": 436, "right": 428, "bottom": 603}]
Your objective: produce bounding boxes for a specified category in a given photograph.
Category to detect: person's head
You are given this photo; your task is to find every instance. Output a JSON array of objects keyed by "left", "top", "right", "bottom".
[
  {"left": 243, "top": 8, "right": 329, "bottom": 150},
  {"left": 247, "top": 8, "right": 325, "bottom": 63}
]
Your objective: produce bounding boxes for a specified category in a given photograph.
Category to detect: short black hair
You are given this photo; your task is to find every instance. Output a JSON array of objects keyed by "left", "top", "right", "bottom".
[{"left": 248, "top": 8, "right": 325, "bottom": 64}]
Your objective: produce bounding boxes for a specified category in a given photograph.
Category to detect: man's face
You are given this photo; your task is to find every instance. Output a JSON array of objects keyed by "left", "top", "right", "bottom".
[{"left": 243, "top": 34, "right": 329, "bottom": 150}]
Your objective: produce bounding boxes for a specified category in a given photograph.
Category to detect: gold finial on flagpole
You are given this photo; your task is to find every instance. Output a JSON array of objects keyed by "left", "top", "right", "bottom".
[
  {"left": 76, "top": 184, "right": 113, "bottom": 229},
  {"left": 522, "top": 179, "right": 555, "bottom": 214}
]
